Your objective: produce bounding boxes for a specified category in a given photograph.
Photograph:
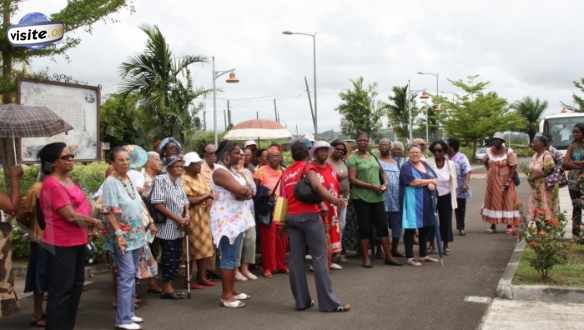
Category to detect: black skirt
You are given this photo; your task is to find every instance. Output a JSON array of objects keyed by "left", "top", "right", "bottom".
[{"left": 24, "top": 241, "right": 49, "bottom": 294}]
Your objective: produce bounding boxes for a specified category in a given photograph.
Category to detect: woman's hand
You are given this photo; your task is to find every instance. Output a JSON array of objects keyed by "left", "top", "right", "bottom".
[
  {"left": 116, "top": 236, "right": 127, "bottom": 254},
  {"left": 7, "top": 165, "right": 23, "bottom": 180},
  {"left": 149, "top": 224, "right": 158, "bottom": 236},
  {"left": 428, "top": 183, "right": 436, "bottom": 191}
]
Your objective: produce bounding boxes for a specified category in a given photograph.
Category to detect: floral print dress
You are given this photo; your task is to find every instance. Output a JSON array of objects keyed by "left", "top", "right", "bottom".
[
  {"left": 527, "top": 151, "right": 559, "bottom": 225},
  {"left": 210, "top": 164, "right": 255, "bottom": 247}
]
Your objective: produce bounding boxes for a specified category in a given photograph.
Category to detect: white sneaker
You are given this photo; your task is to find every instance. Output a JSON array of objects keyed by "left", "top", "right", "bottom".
[
  {"left": 407, "top": 258, "right": 422, "bottom": 267},
  {"left": 116, "top": 323, "right": 142, "bottom": 330},
  {"left": 330, "top": 263, "right": 343, "bottom": 270},
  {"left": 235, "top": 271, "right": 248, "bottom": 281},
  {"left": 243, "top": 271, "right": 258, "bottom": 280},
  {"left": 422, "top": 256, "right": 440, "bottom": 263},
  {"left": 305, "top": 254, "right": 313, "bottom": 260},
  {"left": 131, "top": 316, "right": 143, "bottom": 323}
]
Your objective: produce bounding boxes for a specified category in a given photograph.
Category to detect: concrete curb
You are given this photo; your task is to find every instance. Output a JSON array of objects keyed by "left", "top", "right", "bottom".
[{"left": 495, "top": 239, "right": 584, "bottom": 304}]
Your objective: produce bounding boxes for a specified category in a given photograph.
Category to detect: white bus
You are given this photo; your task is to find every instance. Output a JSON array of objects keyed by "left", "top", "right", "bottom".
[{"left": 540, "top": 112, "right": 584, "bottom": 155}]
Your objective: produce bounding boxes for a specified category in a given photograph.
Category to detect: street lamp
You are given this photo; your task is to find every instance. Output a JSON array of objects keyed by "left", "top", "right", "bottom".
[
  {"left": 212, "top": 56, "right": 239, "bottom": 146},
  {"left": 282, "top": 30, "right": 318, "bottom": 137},
  {"left": 417, "top": 72, "right": 439, "bottom": 142}
]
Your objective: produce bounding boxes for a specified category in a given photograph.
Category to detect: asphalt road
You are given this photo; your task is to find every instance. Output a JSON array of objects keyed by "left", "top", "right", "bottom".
[{"left": 0, "top": 172, "right": 529, "bottom": 330}]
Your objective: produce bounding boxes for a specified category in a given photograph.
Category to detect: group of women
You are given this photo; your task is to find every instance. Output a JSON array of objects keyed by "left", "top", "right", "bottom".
[{"left": 11, "top": 123, "right": 584, "bottom": 329}]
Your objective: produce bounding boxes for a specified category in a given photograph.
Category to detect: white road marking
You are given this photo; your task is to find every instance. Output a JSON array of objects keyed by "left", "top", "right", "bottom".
[{"left": 465, "top": 296, "right": 492, "bottom": 304}]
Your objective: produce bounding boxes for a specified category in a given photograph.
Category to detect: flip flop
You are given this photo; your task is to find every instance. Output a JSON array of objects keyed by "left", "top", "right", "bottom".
[
  {"left": 220, "top": 299, "right": 246, "bottom": 309},
  {"left": 29, "top": 319, "right": 47, "bottom": 328}
]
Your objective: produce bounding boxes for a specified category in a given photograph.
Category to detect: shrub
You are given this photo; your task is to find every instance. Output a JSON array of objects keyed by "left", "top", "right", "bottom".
[{"left": 522, "top": 212, "right": 568, "bottom": 280}]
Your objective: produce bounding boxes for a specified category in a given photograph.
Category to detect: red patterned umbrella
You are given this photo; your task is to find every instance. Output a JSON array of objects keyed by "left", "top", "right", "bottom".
[{"left": 224, "top": 119, "right": 291, "bottom": 140}]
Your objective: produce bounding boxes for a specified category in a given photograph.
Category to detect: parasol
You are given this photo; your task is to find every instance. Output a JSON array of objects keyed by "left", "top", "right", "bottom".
[
  {"left": 0, "top": 104, "right": 73, "bottom": 164},
  {"left": 224, "top": 119, "right": 292, "bottom": 141}
]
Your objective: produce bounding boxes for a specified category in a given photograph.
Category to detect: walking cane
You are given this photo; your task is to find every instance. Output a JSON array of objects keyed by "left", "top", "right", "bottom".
[{"left": 185, "top": 234, "right": 192, "bottom": 299}]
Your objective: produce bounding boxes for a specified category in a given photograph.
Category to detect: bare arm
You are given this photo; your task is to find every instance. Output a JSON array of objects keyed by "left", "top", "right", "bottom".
[
  {"left": 57, "top": 205, "right": 100, "bottom": 227},
  {"left": 188, "top": 194, "right": 212, "bottom": 205},
  {"left": 213, "top": 168, "right": 252, "bottom": 200},
  {"left": 348, "top": 167, "right": 380, "bottom": 191},
  {"left": 409, "top": 178, "right": 437, "bottom": 187},
  {"left": 104, "top": 212, "right": 127, "bottom": 252},
  {"left": 0, "top": 166, "right": 23, "bottom": 214},
  {"left": 307, "top": 171, "right": 343, "bottom": 207},
  {"left": 153, "top": 203, "right": 185, "bottom": 223}
]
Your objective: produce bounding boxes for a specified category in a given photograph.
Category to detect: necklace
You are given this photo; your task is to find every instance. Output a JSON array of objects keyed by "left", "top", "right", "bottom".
[{"left": 115, "top": 175, "right": 137, "bottom": 200}]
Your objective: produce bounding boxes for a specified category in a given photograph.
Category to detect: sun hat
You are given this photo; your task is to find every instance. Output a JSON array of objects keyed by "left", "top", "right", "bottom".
[
  {"left": 244, "top": 140, "right": 257, "bottom": 148},
  {"left": 493, "top": 132, "right": 506, "bottom": 141},
  {"left": 310, "top": 140, "right": 332, "bottom": 158},
  {"left": 183, "top": 152, "right": 203, "bottom": 167}
]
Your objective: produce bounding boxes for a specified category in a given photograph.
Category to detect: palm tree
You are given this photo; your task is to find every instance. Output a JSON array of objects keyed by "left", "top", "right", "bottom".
[
  {"left": 119, "top": 25, "right": 207, "bottom": 141},
  {"left": 386, "top": 85, "right": 418, "bottom": 140},
  {"left": 512, "top": 97, "right": 548, "bottom": 143}
]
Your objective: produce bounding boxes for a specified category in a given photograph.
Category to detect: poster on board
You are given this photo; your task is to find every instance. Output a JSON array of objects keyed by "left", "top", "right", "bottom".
[{"left": 17, "top": 79, "right": 101, "bottom": 161}]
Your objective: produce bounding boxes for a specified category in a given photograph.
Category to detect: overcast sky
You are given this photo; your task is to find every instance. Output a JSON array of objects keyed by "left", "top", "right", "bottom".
[{"left": 18, "top": 0, "right": 584, "bottom": 135}]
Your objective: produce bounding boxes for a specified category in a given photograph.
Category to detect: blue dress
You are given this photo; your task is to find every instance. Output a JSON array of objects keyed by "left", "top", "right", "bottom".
[{"left": 399, "top": 161, "right": 437, "bottom": 229}]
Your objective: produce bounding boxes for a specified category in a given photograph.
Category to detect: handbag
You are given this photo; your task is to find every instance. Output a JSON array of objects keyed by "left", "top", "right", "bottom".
[
  {"left": 512, "top": 170, "right": 521, "bottom": 187},
  {"left": 255, "top": 177, "right": 283, "bottom": 225},
  {"left": 145, "top": 181, "right": 166, "bottom": 224},
  {"left": 137, "top": 244, "right": 158, "bottom": 279},
  {"left": 272, "top": 196, "right": 288, "bottom": 226},
  {"left": 369, "top": 152, "right": 386, "bottom": 184},
  {"left": 545, "top": 158, "right": 569, "bottom": 190},
  {"left": 294, "top": 163, "right": 322, "bottom": 204}
]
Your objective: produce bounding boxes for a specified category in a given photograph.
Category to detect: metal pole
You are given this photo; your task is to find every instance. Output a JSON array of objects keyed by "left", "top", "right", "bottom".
[
  {"left": 312, "top": 34, "right": 318, "bottom": 139},
  {"left": 212, "top": 56, "right": 218, "bottom": 146},
  {"left": 273, "top": 98, "right": 278, "bottom": 122},
  {"left": 408, "top": 80, "right": 413, "bottom": 143},
  {"left": 436, "top": 73, "right": 440, "bottom": 139}
]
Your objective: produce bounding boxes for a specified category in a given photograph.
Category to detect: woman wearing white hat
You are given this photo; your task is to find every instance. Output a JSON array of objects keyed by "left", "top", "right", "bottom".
[{"left": 182, "top": 152, "right": 216, "bottom": 289}]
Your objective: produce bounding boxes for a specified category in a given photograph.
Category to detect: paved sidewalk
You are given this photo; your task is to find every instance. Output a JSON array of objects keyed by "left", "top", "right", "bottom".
[{"left": 480, "top": 299, "right": 584, "bottom": 330}]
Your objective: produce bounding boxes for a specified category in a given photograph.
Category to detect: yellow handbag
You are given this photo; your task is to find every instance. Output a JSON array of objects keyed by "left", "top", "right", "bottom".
[{"left": 272, "top": 196, "right": 288, "bottom": 226}]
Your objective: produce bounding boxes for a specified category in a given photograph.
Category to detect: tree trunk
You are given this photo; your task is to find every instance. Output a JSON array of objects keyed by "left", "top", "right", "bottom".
[{"left": 0, "top": 0, "right": 18, "bottom": 318}]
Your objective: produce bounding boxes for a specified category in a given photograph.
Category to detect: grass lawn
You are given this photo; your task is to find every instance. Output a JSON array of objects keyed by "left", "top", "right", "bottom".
[{"left": 513, "top": 241, "right": 584, "bottom": 287}]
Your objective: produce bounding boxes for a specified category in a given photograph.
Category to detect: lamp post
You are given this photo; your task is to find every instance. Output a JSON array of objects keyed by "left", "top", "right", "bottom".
[
  {"left": 283, "top": 30, "right": 318, "bottom": 137},
  {"left": 212, "top": 56, "right": 239, "bottom": 146},
  {"left": 417, "top": 72, "right": 439, "bottom": 142}
]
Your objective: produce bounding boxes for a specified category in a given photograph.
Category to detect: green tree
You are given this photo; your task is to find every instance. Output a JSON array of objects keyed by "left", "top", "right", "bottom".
[
  {"left": 0, "top": 0, "right": 131, "bottom": 103},
  {"left": 336, "top": 77, "right": 384, "bottom": 139},
  {"left": 441, "top": 75, "right": 525, "bottom": 154},
  {"left": 386, "top": 84, "right": 418, "bottom": 140},
  {"left": 570, "top": 78, "right": 584, "bottom": 112},
  {"left": 100, "top": 93, "right": 151, "bottom": 147},
  {"left": 119, "top": 25, "right": 207, "bottom": 142},
  {"left": 511, "top": 97, "right": 548, "bottom": 143}
]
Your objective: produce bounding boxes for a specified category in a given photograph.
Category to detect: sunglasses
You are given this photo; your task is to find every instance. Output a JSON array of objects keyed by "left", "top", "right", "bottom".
[{"left": 60, "top": 154, "right": 75, "bottom": 161}]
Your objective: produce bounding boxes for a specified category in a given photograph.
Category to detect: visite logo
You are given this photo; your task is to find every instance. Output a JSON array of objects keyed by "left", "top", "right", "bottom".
[{"left": 7, "top": 12, "right": 64, "bottom": 50}]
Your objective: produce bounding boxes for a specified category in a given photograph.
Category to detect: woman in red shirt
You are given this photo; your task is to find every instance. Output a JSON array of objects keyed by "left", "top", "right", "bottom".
[
  {"left": 38, "top": 143, "right": 101, "bottom": 330},
  {"left": 282, "top": 140, "right": 350, "bottom": 313}
]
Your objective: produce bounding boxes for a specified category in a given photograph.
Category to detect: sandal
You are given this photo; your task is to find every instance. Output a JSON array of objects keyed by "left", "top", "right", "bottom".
[
  {"left": 233, "top": 293, "right": 251, "bottom": 301},
  {"left": 30, "top": 319, "right": 47, "bottom": 328},
  {"left": 333, "top": 304, "right": 351, "bottom": 312},
  {"left": 160, "top": 292, "right": 185, "bottom": 300},
  {"left": 220, "top": 299, "right": 246, "bottom": 309}
]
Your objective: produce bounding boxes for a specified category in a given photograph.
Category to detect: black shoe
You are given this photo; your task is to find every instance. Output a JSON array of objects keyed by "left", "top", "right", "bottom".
[
  {"left": 296, "top": 299, "right": 315, "bottom": 311},
  {"left": 392, "top": 252, "right": 404, "bottom": 258},
  {"left": 385, "top": 259, "right": 404, "bottom": 266}
]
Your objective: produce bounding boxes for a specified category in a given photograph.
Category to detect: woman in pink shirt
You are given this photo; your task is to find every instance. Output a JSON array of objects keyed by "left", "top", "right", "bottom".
[{"left": 38, "top": 143, "right": 101, "bottom": 330}]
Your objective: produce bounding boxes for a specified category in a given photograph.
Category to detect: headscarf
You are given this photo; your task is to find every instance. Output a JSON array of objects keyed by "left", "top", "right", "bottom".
[
  {"left": 159, "top": 137, "right": 183, "bottom": 157},
  {"left": 37, "top": 142, "right": 66, "bottom": 175},
  {"left": 164, "top": 154, "right": 183, "bottom": 168}
]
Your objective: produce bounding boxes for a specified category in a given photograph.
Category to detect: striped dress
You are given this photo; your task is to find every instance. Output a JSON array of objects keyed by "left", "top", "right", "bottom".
[{"left": 151, "top": 173, "right": 189, "bottom": 240}]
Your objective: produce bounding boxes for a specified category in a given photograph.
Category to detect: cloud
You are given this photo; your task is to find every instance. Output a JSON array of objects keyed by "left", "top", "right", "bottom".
[{"left": 18, "top": 0, "right": 584, "bottom": 136}]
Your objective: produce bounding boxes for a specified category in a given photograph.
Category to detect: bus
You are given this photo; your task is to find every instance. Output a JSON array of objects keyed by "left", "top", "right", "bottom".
[{"left": 540, "top": 111, "right": 584, "bottom": 155}]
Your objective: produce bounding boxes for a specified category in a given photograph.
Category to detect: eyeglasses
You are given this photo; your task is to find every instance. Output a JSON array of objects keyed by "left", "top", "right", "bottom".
[
  {"left": 60, "top": 154, "right": 75, "bottom": 161},
  {"left": 335, "top": 147, "right": 347, "bottom": 154},
  {"left": 433, "top": 148, "right": 444, "bottom": 153}
]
